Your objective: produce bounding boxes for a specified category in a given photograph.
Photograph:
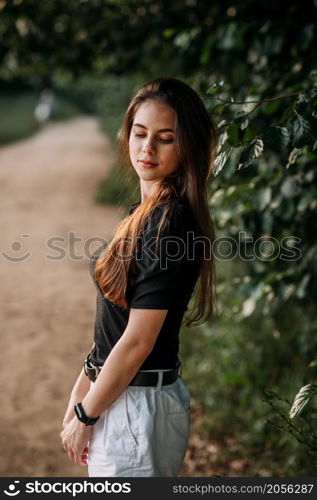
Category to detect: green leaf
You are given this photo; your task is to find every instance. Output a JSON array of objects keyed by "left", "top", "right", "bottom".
[
  {"left": 227, "top": 118, "right": 256, "bottom": 145},
  {"left": 289, "top": 384, "right": 317, "bottom": 418},
  {"left": 280, "top": 102, "right": 296, "bottom": 124},
  {"left": 206, "top": 81, "right": 224, "bottom": 94},
  {"left": 306, "top": 147, "right": 317, "bottom": 160},
  {"left": 216, "top": 131, "right": 228, "bottom": 153},
  {"left": 207, "top": 87, "right": 220, "bottom": 95},
  {"left": 211, "top": 104, "right": 226, "bottom": 115},
  {"left": 263, "top": 126, "right": 290, "bottom": 153},
  {"left": 288, "top": 112, "right": 315, "bottom": 147},
  {"left": 227, "top": 124, "right": 240, "bottom": 146},
  {"left": 238, "top": 139, "right": 264, "bottom": 169},
  {"left": 242, "top": 124, "right": 257, "bottom": 143},
  {"left": 214, "top": 147, "right": 233, "bottom": 176}
]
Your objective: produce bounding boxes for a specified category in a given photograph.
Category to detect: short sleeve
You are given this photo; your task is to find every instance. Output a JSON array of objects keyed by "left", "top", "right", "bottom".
[{"left": 128, "top": 202, "right": 186, "bottom": 309}]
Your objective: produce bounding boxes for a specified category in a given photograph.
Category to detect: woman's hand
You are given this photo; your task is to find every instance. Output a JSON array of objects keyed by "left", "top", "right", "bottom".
[{"left": 60, "top": 416, "right": 93, "bottom": 466}]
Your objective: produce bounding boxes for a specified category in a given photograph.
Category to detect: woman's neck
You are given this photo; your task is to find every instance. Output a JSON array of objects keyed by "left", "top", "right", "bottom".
[{"left": 140, "top": 179, "right": 161, "bottom": 203}]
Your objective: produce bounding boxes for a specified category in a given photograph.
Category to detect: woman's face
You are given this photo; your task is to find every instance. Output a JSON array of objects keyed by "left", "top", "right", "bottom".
[{"left": 128, "top": 100, "right": 181, "bottom": 184}]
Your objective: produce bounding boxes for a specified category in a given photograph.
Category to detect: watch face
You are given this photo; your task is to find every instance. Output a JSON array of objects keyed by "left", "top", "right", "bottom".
[{"left": 75, "top": 404, "right": 84, "bottom": 419}]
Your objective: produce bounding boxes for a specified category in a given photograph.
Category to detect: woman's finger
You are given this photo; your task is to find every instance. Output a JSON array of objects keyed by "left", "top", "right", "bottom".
[
  {"left": 77, "top": 452, "right": 89, "bottom": 466},
  {"left": 67, "top": 448, "right": 75, "bottom": 463}
]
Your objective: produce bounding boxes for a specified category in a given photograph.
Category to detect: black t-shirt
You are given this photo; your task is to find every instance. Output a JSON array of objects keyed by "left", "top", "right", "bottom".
[{"left": 88, "top": 198, "right": 203, "bottom": 370}]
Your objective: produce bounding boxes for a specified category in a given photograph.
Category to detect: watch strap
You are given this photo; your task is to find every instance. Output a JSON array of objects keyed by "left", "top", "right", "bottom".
[{"left": 74, "top": 402, "right": 99, "bottom": 426}]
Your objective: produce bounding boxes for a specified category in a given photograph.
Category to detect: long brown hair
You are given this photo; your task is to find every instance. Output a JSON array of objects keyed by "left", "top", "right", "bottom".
[{"left": 95, "top": 77, "right": 217, "bottom": 326}]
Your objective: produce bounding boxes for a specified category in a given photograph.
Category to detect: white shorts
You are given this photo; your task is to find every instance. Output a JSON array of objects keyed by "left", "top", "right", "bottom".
[{"left": 87, "top": 374, "right": 190, "bottom": 477}]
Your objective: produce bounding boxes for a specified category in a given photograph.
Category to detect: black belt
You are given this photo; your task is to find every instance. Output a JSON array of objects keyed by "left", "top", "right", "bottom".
[{"left": 84, "top": 354, "right": 181, "bottom": 386}]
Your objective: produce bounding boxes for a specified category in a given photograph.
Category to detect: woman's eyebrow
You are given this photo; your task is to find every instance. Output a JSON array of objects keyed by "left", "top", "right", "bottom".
[{"left": 133, "top": 123, "right": 175, "bottom": 133}]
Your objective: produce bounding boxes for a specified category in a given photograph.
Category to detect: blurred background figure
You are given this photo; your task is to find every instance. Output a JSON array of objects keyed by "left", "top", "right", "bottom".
[{"left": 34, "top": 88, "right": 54, "bottom": 125}]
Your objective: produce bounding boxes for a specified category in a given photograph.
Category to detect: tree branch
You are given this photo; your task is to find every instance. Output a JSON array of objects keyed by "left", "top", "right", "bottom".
[{"left": 214, "top": 89, "right": 310, "bottom": 106}]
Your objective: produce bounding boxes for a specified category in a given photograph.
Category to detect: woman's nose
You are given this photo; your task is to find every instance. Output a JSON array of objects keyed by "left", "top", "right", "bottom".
[{"left": 142, "top": 138, "right": 155, "bottom": 154}]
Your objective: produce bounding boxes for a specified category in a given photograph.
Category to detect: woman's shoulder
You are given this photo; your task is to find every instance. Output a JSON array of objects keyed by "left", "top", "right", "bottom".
[
  {"left": 130, "top": 196, "right": 199, "bottom": 238},
  {"left": 153, "top": 196, "right": 188, "bottom": 217},
  {"left": 149, "top": 197, "right": 199, "bottom": 238}
]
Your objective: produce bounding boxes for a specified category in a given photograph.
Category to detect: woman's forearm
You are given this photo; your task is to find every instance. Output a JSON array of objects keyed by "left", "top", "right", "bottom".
[
  {"left": 69, "top": 342, "right": 94, "bottom": 399},
  {"left": 81, "top": 334, "right": 151, "bottom": 418},
  {"left": 63, "top": 368, "right": 91, "bottom": 427},
  {"left": 71, "top": 368, "right": 91, "bottom": 399}
]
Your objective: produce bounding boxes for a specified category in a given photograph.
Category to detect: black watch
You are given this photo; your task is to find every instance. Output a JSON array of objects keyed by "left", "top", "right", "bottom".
[{"left": 74, "top": 402, "right": 99, "bottom": 426}]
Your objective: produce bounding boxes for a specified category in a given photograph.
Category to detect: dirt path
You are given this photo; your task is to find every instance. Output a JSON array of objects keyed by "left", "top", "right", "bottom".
[{"left": 0, "top": 117, "right": 124, "bottom": 477}]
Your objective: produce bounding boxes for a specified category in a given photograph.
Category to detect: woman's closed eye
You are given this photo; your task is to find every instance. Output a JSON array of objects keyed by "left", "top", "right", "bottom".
[{"left": 134, "top": 134, "right": 173, "bottom": 143}]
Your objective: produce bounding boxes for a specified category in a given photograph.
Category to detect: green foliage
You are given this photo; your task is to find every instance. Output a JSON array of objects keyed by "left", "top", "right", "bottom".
[
  {"left": 2, "top": 1, "right": 315, "bottom": 89},
  {"left": 50, "top": 95, "right": 81, "bottom": 121},
  {"left": 0, "top": 91, "right": 81, "bottom": 145},
  {"left": 209, "top": 86, "right": 317, "bottom": 322},
  {"left": 0, "top": 0, "right": 197, "bottom": 82},
  {"left": 0, "top": 91, "right": 38, "bottom": 144},
  {"left": 180, "top": 282, "right": 317, "bottom": 474}
]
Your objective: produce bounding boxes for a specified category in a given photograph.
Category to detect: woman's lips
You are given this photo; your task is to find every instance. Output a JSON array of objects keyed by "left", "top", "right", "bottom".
[{"left": 139, "top": 160, "right": 158, "bottom": 168}]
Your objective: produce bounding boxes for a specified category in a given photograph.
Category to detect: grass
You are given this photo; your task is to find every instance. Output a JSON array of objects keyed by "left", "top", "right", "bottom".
[
  {"left": 0, "top": 91, "right": 81, "bottom": 146},
  {"left": 0, "top": 92, "right": 39, "bottom": 145}
]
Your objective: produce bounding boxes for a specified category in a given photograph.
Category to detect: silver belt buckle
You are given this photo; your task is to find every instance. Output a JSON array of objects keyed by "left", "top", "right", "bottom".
[
  {"left": 84, "top": 355, "right": 100, "bottom": 381},
  {"left": 93, "top": 364, "right": 100, "bottom": 380},
  {"left": 84, "top": 356, "right": 89, "bottom": 377}
]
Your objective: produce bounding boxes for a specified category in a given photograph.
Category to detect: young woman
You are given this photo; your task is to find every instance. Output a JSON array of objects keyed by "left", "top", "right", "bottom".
[{"left": 60, "top": 77, "right": 217, "bottom": 477}]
